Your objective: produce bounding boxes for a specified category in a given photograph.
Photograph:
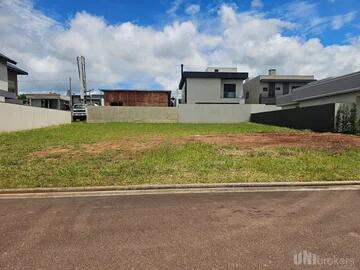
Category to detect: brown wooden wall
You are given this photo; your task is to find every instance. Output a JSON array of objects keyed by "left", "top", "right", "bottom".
[{"left": 104, "top": 91, "right": 170, "bottom": 107}]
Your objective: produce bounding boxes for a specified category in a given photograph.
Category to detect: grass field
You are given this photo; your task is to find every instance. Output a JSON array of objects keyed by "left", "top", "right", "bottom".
[{"left": 0, "top": 122, "right": 360, "bottom": 188}]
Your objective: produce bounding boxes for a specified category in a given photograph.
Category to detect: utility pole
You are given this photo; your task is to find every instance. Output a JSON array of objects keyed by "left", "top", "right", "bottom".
[
  {"left": 68, "top": 77, "right": 72, "bottom": 109},
  {"left": 77, "top": 56, "right": 87, "bottom": 103}
]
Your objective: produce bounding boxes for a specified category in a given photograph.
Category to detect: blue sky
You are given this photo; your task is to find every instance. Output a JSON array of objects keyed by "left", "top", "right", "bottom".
[
  {"left": 34, "top": 0, "right": 360, "bottom": 45},
  {"left": 1, "top": 0, "right": 360, "bottom": 93}
]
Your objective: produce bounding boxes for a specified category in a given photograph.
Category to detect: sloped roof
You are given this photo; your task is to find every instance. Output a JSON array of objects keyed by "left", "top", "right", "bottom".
[
  {"left": 0, "top": 53, "right": 16, "bottom": 64},
  {"left": 7, "top": 63, "right": 28, "bottom": 75}
]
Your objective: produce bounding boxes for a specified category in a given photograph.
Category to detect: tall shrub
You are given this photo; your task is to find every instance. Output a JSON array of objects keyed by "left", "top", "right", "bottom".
[
  {"left": 350, "top": 103, "right": 358, "bottom": 134},
  {"left": 335, "top": 103, "right": 359, "bottom": 134}
]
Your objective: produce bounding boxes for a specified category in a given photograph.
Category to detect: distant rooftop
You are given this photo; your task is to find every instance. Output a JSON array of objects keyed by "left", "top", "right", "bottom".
[
  {"left": 205, "top": 67, "right": 238, "bottom": 72},
  {"left": 25, "top": 93, "right": 70, "bottom": 101},
  {"left": 100, "top": 89, "right": 171, "bottom": 93},
  {"left": 249, "top": 69, "right": 315, "bottom": 83}
]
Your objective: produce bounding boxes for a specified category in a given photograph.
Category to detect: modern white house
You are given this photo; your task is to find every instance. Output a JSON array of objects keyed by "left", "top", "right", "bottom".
[
  {"left": 244, "top": 69, "right": 315, "bottom": 105},
  {"left": 179, "top": 66, "right": 248, "bottom": 104},
  {"left": 276, "top": 71, "right": 360, "bottom": 108},
  {"left": 0, "top": 52, "right": 28, "bottom": 103}
]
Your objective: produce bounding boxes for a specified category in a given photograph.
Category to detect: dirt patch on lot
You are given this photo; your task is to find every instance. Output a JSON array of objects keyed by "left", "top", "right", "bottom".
[
  {"left": 184, "top": 132, "right": 360, "bottom": 150},
  {"left": 32, "top": 132, "right": 360, "bottom": 159}
]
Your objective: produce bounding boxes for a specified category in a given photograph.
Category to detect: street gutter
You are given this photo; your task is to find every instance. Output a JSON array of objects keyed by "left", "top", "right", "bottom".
[{"left": 1, "top": 181, "right": 360, "bottom": 194}]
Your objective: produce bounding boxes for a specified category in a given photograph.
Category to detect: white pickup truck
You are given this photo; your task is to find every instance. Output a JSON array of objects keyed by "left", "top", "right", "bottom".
[{"left": 72, "top": 103, "right": 87, "bottom": 121}]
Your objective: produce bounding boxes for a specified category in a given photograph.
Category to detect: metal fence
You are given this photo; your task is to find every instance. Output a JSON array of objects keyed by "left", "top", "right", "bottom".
[{"left": 250, "top": 103, "right": 336, "bottom": 132}]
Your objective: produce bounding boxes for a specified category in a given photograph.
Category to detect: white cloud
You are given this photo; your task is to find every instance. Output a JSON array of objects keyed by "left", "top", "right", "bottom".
[
  {"left": 0, "top": 0, "right": 360, "bottom": 94},
  {"left": 331, "top": 11, "right": 356, "bottom": 30},
  {"left": 251, "top": 0, "right": 263, "bottom": 9},
  {"left": 186, "top": 4, "right": 200, "bottom": 16},
  {"left": 167, "top": 0, "right": 183, "bottom": 17}
]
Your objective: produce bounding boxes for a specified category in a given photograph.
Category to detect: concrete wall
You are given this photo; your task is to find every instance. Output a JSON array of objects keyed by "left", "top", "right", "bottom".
[
  {"left": 0, "top": 103, "right": 71, "bottom": 132},
  {"left": 178, "top": 104, "right": 280, "bottom": 123},
  {"left": 87, "top": 104, "right": 280, "bottom": 124},
  {"left": 186, "top": 78, "right": 244, "bottom": 104},
  {"left": 87, "top": 106, "right": 178, "bottom": 123}
]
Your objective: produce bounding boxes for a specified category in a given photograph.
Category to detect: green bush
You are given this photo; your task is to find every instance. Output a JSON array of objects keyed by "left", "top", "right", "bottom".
[{"left": 335, "top": 103, "right": 359, "bottom": 134}]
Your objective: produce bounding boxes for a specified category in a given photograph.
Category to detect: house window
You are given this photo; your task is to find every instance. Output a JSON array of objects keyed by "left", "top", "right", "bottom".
[
  {"left": 223, "top": 84, "right": 236, "bottom": 98},
  {"left": 214, "top": 69, "right": 219, "bottom": 72},
  {"left": 263, "top": 87, "right": 268, "bottom": 92},
  {"left": 276, "top": 87, "right": 281, "bottom": 91}
]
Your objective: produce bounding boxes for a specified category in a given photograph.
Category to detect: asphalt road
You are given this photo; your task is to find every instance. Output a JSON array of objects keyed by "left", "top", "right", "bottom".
[{"left": 1, "top": 190, "right": 359, "bottom": 269}]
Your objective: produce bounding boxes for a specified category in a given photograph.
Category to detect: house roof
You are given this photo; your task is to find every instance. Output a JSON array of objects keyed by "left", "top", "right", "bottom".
[
  {"left": 72, "top": 94, "right": 104, "bottom": 98},
  {"left": 246, "top": 74, "right": 315, "bottom": 84},
  {"left": 7, "top": 63, "right": 28, "bottom": 75},
  {"left": 25, "top": 93, "right": 70, "bottom": 101},
  {"left": 179, "top": 71, "right": 249, "bottom": 89},
  {"left": 259, "top": 75, "right": 315, "bottom": 83},
  {"left": 0, "top": 53, "right": 16, "bottom": 64},
  {"left": 291, "top": 71, "right": 360, "bottom": 102},
  {"left": 100, "top": 89, "right": 171, "bottom": 93},
  {"left": 276, "top": 71, "right": 360, "bottom": 106}
]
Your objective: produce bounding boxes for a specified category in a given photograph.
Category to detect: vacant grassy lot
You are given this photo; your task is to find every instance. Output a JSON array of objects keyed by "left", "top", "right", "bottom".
[{"left": 1, "top": 122, "right": 360, "bottom": 188}]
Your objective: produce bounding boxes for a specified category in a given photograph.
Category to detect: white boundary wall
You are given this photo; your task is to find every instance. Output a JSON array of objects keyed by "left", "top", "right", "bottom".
[
  {"left": 87, "top": 104, "right": 280, "bottom": 124},
  {"left": 87, "top": 106, "right": 178, "bottom": 123},
  {"left": 178, "top": 104, "right": 280, "bottom": 123},
  {"left": 0, "top": 103, "right": 71, "bottom": 132}
]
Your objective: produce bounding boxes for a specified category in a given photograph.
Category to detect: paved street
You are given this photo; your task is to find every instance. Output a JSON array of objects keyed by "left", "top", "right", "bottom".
[{"left": 1, "top": 189, "right": 359, "bottom": 269}]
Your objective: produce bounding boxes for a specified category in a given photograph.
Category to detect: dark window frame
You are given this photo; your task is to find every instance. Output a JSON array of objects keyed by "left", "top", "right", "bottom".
[{"left": 223, "top": 83, "right": 236, "bottom": 98}]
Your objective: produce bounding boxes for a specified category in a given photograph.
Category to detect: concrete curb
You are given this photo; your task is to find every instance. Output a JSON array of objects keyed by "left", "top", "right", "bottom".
[{"left": 1, "top": 181, "right": 360, "bottom": 194}]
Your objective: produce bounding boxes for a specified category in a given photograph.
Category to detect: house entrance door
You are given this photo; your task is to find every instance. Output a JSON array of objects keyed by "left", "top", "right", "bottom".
[{"left": 269, "top": 82, "right": 275, "bottom": 98}]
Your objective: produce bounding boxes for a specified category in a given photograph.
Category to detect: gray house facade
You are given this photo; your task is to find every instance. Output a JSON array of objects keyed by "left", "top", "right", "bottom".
[
  {"left": 277, "top": 71, "right": 360, "bottom": 108},
  {"left": 0, "top": 53, "right": 28, "bottom": 103},
  {"left": 25, "top": 93, "right": 70, "bottom": 110},
  {"left": 244, "top": 69, "right": 315, "bottom": 105},
  {"left": 179, "top": 66, "right": 248, "bottom": 104}
]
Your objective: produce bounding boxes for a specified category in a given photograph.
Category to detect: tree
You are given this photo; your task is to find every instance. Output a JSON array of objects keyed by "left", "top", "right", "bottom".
[
  {"left": 349, "top": 103, "right": 358, "bottom": 134},
  {"left": 18, "top": 94, "right": 28, "bottom": 105},
  {"left": 335, "top": 105, "right": 343, "bottom": 132},
  {"left": 336, "top": 103, "right": 360, "bottom": 134}
]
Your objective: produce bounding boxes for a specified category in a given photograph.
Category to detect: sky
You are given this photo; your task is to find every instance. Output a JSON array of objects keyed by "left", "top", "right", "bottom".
[{"left": 0, "top": 0, "right": 360, "bottom": 94}]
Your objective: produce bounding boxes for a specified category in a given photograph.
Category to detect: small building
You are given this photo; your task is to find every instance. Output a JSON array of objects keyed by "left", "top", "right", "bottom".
[
  {"left": 71, "top": 94, "right": 104, "bottom": 106},
  {"left": 179, "top": 66, "right": 248, "bottom": 104},
  {"left": 244, "top": 69, "right": 315, "bottom": 105},
  {"left": 25, "top": 93, "right": 70, "bottom": 110},
  {"left": 100, "top": 89, "right": 172, "bottom": 107},
  {"left": 276, "top": 71, "right": 360, "bottom": 108},
  {"left": 0, "top": 52, "right": 28, "bottom": 103}
]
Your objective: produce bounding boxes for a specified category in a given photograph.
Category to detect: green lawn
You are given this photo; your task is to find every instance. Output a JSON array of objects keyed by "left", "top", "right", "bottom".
[{"left": 0, "top": 122, "right": 359, "bottom": 188}]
